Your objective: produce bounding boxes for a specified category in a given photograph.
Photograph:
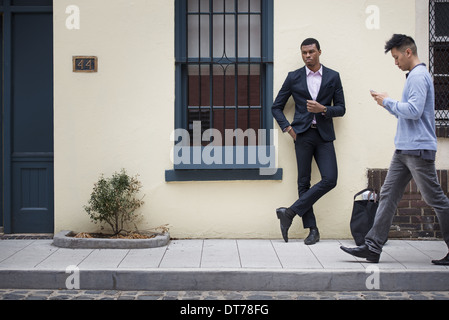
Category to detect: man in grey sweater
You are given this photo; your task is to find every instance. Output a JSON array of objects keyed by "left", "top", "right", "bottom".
[{"left": 340, "top": 34, "right": 449, "bottom": 265}]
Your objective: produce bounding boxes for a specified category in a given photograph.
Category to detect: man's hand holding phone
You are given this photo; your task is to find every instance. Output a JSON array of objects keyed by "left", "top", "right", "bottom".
[{"left": 370, "top": 89, "right": 388, "bottom": 107}]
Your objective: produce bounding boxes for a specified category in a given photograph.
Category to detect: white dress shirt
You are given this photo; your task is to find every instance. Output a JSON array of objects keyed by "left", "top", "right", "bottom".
[{"left": 306, "top": 65, "right": 323, "bottom": 125}]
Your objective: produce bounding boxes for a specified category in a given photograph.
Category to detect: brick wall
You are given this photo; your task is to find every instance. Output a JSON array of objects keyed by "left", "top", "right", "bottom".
[
  {"left": 367, "top": 169, "right": 449, "bottom": 240},
  {"left": 436, "top": 126, "right": 449, "bottom": 139}
]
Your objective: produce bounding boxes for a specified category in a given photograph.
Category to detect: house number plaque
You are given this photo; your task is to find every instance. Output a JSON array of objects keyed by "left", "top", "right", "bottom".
[{"left": 73, "top": 56, "right": 97, "bottom": 72}]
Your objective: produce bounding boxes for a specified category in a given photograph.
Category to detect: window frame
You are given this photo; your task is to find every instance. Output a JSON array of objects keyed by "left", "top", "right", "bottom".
[
  {"left": 429, "top": 0, "right": 449, "bottom": 130},
  {"left": 169, "top": 0, "right": 281, "bottom": 181}
]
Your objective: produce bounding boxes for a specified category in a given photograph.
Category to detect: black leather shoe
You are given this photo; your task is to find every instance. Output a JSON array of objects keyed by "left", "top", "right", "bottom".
[
  {"left": 432, "top": 253, "right": 449, "bottom": 265},
  {"left": 340, "top": 244, "right": 380, "bottom": 263},
  {"left": 276, "top": 207, "right": 295, "bottom": 242},
  {"left": 304, "top": 228, "right": 320, "bottom": 245}
]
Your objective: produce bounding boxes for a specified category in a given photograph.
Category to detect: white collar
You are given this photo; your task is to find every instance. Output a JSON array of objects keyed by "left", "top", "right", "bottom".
[{"left": 306, "top": 65, "right": 323, "bottom": 76}]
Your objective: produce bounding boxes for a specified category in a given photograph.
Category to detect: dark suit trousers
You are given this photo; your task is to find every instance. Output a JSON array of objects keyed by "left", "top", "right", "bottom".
[{"left": 290, "top": 127, "right": 338, "bottom": 229}]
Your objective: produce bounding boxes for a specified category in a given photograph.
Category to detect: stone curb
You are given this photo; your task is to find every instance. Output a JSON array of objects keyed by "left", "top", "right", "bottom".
[
  {"left": 1, "top": 269, "right": 449, "bottom": 291},
  {"left": 52, "top": 230, "right": 170, "bottom": 249}
]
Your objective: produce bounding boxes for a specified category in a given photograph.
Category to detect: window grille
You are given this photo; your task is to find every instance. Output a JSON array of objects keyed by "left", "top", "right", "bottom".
[
  {"left": 430, "top": 0, "right": 449, "bottom": 127},
  {"left": 177, "top": 0, "right": 272, "bottom": 146}
]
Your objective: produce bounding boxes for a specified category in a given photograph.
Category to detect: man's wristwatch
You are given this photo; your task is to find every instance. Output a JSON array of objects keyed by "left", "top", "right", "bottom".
[{"left": 323, "top": 106, "right": 328, "bottom": 113}]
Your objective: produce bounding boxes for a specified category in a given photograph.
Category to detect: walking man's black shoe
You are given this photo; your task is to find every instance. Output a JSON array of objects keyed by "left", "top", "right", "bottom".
[
  {"left": 276, "top": 207, "right": 295, "bottom": 242},
  {"left": 432, "top": 253, "right": 449, "bottom": 265},
  {"left": 304, "top": 227, "right": 320, "bottom": 245},
  {"left": 340, "top": 244, "right": 380, "bottom": 263}
]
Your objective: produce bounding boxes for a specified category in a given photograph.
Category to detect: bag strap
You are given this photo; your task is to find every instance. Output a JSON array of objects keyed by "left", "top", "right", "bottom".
[
  {"left": 354, "top": 188, "right": 379, "bottom": 202},
  {"left": 354, "top": 188, "right": 372, "bottom": 199}
]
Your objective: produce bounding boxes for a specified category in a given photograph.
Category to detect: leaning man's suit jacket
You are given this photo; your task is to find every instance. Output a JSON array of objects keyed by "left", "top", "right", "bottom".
[{"left": 271, "top": 65, "right": 346, "bottom": 142}]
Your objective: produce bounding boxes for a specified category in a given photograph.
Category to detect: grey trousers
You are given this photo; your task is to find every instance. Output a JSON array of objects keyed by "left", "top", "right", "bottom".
[{"left": 365, "top": 152, "right": 449, "bottom": 254}]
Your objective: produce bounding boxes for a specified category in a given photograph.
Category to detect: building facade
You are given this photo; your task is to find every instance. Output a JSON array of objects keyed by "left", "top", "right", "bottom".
[{"left": 1, "top": 0, "right": 448, "bottom": 240}]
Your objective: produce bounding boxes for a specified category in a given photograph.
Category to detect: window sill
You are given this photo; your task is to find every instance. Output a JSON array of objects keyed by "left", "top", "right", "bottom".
[{"left": 165, "top": 168, "right": 283, "bottom": 182}]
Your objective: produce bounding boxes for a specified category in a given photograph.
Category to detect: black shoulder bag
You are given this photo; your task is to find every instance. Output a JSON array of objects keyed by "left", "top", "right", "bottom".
[{"left": 350, "top": 188, "right": 379, "bottom": 246}]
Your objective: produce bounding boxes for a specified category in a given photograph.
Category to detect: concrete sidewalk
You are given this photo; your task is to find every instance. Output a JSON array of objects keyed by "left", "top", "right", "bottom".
[{"left": 0, "top": 238, "right": 448, "bottom": 292}]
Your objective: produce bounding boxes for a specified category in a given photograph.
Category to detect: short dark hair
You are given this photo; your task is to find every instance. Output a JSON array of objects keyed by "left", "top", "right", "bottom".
[
  {"left": 384, "top": 34, "right": 417, "bottom": 55},
  {"left": 301, "top": 38, "right": 320, "bottom": 51}
]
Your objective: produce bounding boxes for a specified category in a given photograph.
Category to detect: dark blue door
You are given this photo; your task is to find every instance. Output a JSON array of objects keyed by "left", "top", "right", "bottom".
[{"left": 1, "top": 0, "right": 54, "bottom": 233}]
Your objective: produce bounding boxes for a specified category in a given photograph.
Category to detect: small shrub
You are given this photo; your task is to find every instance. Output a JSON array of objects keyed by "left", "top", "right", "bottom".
[{"left": 84, "top": 169, "right": 144, "bottom": 235}]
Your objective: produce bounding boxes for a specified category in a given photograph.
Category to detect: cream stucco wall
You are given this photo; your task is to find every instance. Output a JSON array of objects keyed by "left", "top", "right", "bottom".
[{"left": 53, "top": 0, "right": 447, "bottom": 239}]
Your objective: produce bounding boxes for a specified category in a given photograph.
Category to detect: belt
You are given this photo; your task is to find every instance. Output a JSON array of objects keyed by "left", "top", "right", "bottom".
[{"left": 310, "top": 123, "right": 317, "bottom": 129}]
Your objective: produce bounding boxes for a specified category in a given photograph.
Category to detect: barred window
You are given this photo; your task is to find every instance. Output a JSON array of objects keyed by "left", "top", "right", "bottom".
[
  {"left": 430, "top": 0, "right": 449, "bottom": 127},
  {"left": 175, "top": 0, "right": 273, "bottom": 148},
  {"left": 173, "top": 0, "right": 274, "bottom": 173}
]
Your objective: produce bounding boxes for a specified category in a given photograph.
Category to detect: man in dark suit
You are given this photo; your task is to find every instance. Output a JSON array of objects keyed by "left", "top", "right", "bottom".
[{"left": 272, "top": 38, "right": 346, "bottom": 245}]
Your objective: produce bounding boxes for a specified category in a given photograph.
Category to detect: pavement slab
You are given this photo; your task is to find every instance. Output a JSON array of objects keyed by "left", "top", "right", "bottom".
[{"left": 0, "top": 238, "right": 448, "bottom": 292}]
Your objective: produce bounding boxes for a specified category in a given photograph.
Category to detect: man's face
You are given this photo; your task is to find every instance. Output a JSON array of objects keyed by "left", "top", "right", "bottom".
[
  {"left": 391, "top": 47, "right": 411, "bottom": 71},
  {"left": 301, "top": 44, "right": 321, "bottom": 70}
]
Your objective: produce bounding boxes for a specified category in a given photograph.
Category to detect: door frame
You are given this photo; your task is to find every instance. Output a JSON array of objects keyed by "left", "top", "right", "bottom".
[{"left": 1, "top": 1, "right": 53, "bottom": 233}]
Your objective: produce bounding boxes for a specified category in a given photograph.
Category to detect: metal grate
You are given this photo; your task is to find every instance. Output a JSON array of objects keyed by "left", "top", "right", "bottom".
[
  {"left": 184, "top": 0, "right": 266, "bottom": 145},
  {"left": 430, "top": 0, "right": 449, "bottom": 127}
]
